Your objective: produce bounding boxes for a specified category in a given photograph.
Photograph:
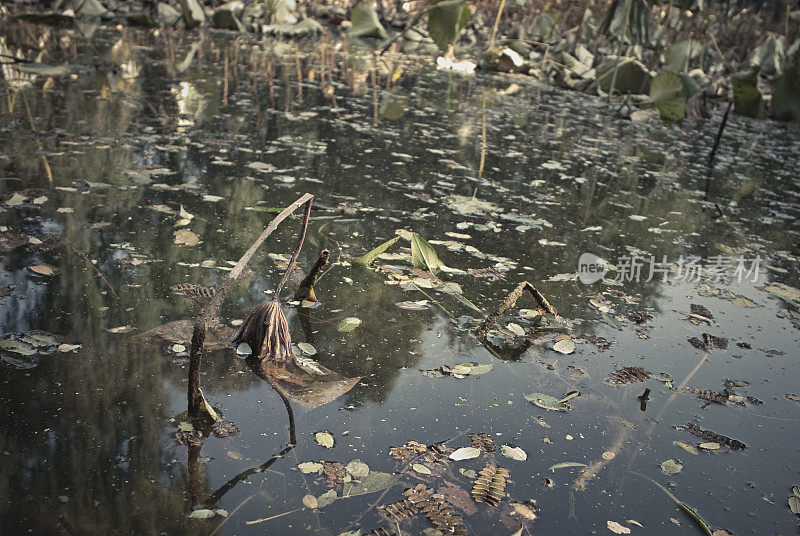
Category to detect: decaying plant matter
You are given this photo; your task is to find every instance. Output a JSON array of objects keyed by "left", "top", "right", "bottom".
[
  {"left": 294, "top": 248, "right": 330, "bottom": 302},
  {"left": 681, "top": 422, "right": 747, "bottom": 450},
  {"left": 471, "top": 464, "right": 509, "bottom": 506},
  {"left": 230, "top": 198, "right": 313, "bottom": 363},
  {"left": 468, "top": 432, "right": 496, "bottom": 453},
  {"left": 607, "top": 367, "right": 650, "bottom": 384},
  {"left": 475, "top": 281, "right": 558, "bottom": 337},
  {"left": 187, "top": 193, "right": 313, "bottom": 418}
]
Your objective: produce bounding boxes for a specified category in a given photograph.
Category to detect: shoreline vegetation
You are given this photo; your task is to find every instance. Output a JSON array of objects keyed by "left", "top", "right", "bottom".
[{"left": 1, "top": 0, "right": 799, "bottom": 124}]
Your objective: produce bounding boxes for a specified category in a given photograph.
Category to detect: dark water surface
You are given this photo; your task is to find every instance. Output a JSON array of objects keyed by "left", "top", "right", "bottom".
[{"left": 2, "top": 26, "right": 800, "bottom": 536}]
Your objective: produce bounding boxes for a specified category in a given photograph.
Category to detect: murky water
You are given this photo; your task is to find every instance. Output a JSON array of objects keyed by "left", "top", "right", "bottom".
[{"left": 2, "top": 25, "right": 800, "bottom": 536}]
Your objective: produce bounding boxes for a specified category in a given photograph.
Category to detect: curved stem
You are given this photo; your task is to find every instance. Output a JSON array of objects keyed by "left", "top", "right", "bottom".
[{"left": 274, "top": 198, "right": 313, "bottom": 298}]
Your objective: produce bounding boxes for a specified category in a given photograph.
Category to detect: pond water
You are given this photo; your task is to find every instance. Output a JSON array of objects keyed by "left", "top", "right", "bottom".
[{"left": 2, "top": 26, "right": 800, "bottom": 536}]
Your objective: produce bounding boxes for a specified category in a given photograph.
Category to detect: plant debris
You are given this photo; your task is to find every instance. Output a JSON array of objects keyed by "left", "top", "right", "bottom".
[
  {"left": 471, "top": 465, "right": 510, "bottom": 507},
  {"left": 681, "top": 422, "right": 746, "bottom": 450},
  {"left": 607, "top": 367, "right": 650, "bottom": 384},
  {"left": 468, "top": 433, "right": 496, "bottom": 453}
]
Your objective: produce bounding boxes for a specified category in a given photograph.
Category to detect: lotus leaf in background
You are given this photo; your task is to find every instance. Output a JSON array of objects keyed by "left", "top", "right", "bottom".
[
  {"left": 596, "top": 56, "right": 653, "bottom": 93},
  {"left": 348, "top": 2, "right": 388, "bottom": 39},
  {"left": 427, "top": 0, "right": 472, "bottom": 51},
  {"left": 772, "top": 51, "right": 800, "bottom": 121},
  {"left": 643, "top": 70, "right": 702, "bottom": 121},
  {"left": 731, "top": 69, "right": 765, "bottom": 119}
]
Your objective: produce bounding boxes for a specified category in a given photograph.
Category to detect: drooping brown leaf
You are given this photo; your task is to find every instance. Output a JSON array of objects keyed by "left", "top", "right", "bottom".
[
  {"left": 439, "top": 483, "right": 478, "bottom": 516},
  {"left": 244, "top": 355, "right": 361, "bottom": 410}
]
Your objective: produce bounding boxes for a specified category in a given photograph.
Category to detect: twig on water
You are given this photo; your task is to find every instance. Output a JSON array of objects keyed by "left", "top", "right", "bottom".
[
  {"left": 475, "top": 281, "right": 557, "bottom": 337},
  {"left": 74, "top": 250, "right": 120, "bottom": 300}
]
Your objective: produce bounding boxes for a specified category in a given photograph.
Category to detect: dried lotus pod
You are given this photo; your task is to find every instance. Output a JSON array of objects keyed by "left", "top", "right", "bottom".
[
  {"left": 469, "top": 432, "right": 496, "bottom": 453},
  {"left": 607, "top": 367, "right": 649, "bottom": 384}
]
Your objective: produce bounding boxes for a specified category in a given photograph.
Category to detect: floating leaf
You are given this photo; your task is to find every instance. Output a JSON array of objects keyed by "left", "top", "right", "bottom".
[
  {"left": 0, "top": 339, "right": 37, "bottom": 356},
  {"left": 177, "top": 421, "right": 195, "bottom": 432},
  {"left": 337, "top": 317, "right": 362, "bottom": 333},
  {"left": 315, "top": 431, "right": 335, "bottom": 448},
  {"left": 1, "top": 355, "right": 36, "bottom": 369},
  {"left": 548, "top": 462, "right": 587, "bottom": 472},
  {"left": 107, "top": 326, "right": 134, "bottom": 334},
  {"left": 660, "top": 459, "right": 683, "bottom": 475},
  {"left": 174, "top": 228, "right": 200, "bottom": 246},
  {"left": 302, "top": 494, "right": 318, "bottom": 509},
  {"left": 297, "top": 342, "right": 317, "bottom": 355},
  {"left": 673, "top": 441, "right": 699, "bottom": 455},
  {"left": 317, "top": 489, "right": 338, "bottom": 508},
  {"left": 607, "top": 520, "right": 632, "bottom": 534},
  {"left": 341, "top": 471, "right": 394, "bottom": 497},
  {"left": 28, "top": 264, "right": 55, "bottom": 276},
  {"left": 731, "top": 297, "right": 759, "bottom": 308},
  {"left": 525, "top": 393, "right": 569, "bottom": 411},
  {"left": 449, "top": 446, "right": 482, "bottom": 461},
  {"left": 553, "top": 339, "right": 575, "bottom": 354},
  {"left": 351, "top": 236, "right": 399, "bottom": 266},
  {"left": 500, "top": 445, "right": 527, "bottom": 461},
  {"left": 5, "top": 193, "right": 27, "bottom": 206},
  {"left": 789, "top": 496, "right": 800, "bottom": 514},
  {"left": 396, "top": 300, "right": 431, "bottom": 310},
  {"left": 410, "top": 233, "right": 445, "bottom": 275},
  {"left": 298, "top": 461, "right": 324, "bottom": 474},
  {"left": 346, "top": 460, "right": 370, "bottom": 479},
  {"left": 507, "top": 323, "right": 526, "bottom": 336},
  {"left": 187, "top": 509, "right": 217, "bottom": 520},
  {"left": 698, "top": 442, "right": 720, "bottom": 450},
  {"left": 412, "top": 463, "right": 432, "bottom": 475}
]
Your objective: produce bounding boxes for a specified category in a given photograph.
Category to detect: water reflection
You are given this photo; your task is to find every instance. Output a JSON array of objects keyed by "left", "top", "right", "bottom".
[{"left": 0, "top": 20, "right": 799, "bottom": 535}]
